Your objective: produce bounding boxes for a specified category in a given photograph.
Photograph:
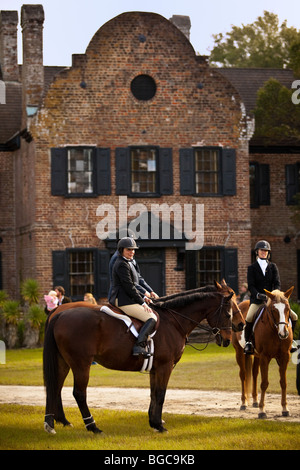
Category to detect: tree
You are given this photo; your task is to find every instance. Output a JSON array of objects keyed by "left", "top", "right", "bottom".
[
  {"left": 210, "top": 11, "right": 300, "bottom": 69},
  {"left": 253, "top": 78, "right": 300, "bottom": 145}
]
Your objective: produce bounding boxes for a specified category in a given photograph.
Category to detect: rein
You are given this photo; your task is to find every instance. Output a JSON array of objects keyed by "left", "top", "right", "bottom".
[{"left": 159, "top": 296, "right": 232, "bottom": 339}]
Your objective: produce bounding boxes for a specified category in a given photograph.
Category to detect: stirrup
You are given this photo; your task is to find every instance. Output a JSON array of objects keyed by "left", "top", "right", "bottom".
[
  {"left": 132, "top": 344, "right": 153, "bottom": 357},
  {"left": 244, "top": 342, "right": 254, "bottom": 355}
]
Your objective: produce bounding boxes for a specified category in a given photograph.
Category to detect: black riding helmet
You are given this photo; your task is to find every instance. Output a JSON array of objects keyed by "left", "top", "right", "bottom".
[
  {"left": 255, "top": 240, "right": 271, "bottom": 259},
  {"left": 117, "top": 237, "right": 139, "bottom": 254}
]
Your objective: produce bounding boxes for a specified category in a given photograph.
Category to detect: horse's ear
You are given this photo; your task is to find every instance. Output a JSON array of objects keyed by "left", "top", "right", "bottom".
[
  {"left": 225, "top": 292, "right": 233, "bottom": 300},
  {"left": 284, "top": 286, "right": 294, "bottom": 299},
  {"left": 221, "top": 279, "right": 227, "bottom": 286},
  {"left": 264, "top": 289, "right": 275, "bottom": 300},
  {"left": 214, "top": 280, "right": 222, "bottom": 291}
]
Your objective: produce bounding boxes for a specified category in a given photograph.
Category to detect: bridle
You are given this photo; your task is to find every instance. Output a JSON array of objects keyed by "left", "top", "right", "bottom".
[
  {"left": 265, "top": 302, "right": 290, "bottom": 338},
  {"left": 160, "top": 295, "right": 232, "bottom": 339}
]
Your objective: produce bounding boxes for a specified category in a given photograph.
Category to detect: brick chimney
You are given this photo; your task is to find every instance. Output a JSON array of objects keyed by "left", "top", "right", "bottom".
[
  {"left": 21, "top": 4, "right": 44, "bottom": 120},
  {"left": 169, "top": 15, "right": 191, "bottom": 40},
  {"left": 0, "top": 10, "right": 19, "bottom": 82}
]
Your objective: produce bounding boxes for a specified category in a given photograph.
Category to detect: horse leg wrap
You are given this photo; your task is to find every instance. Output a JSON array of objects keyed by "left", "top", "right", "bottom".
[
  {"left": 83, "top": 415, "right": 96, "bottom": 429},
  {"left": 44, "top": 414, "right": 56, "bottom": 435},
  {"left": 83, "top": 415, "right": 102, "bottom": 433}
]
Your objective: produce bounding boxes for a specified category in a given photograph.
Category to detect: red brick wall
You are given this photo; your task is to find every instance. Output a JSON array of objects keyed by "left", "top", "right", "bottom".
[
  {"left": 18, "top": 12, "right": 251, "bottom": 299},
  {"left": 250, "top": 152, "right": 300, "bottom": 299},
  {"left": 0, "top": 150, "right": 17, "bottom": 297}
]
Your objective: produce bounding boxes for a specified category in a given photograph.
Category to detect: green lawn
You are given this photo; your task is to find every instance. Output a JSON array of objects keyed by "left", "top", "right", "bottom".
[
  {"left": 0, "top": 344, "right": 297, "bottom": 394},
  {"left": 0, "top": 344, "right": 299, "bottom": 450}
]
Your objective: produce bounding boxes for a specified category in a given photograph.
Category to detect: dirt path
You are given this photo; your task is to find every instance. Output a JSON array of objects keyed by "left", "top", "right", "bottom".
[{"left": 0, "top": 385, "right": 299, "bottom": 421}]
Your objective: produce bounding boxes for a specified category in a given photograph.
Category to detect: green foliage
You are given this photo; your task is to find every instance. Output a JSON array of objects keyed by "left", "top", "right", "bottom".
[
  {"left": 21, "top": 279, "right": 40, "bottom": 305},
  {"left": 290, "top": 302, "right": 300, "bottom": 339},
  {"left": 1, "top": 300, "right": 21, "bottom": 325},
  {"left": 0, "top": 290, "right": 9, "bottom": 307},
  {"left": 253, "top": 78, "right": 300, "bottom": 144},
  {"left": 26, "top": 304, "right": 46, "bottom": 329},
  {"left": 210, "top": 11, "right": 300, "bottom": 70}
]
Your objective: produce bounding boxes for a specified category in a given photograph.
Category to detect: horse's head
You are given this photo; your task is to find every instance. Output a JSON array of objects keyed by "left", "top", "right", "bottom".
[
  {"left": 264, "top": 287, "right": 294, "bottom": 340},
  {"left": 208, "top": 292, "right": 233, "bottom": 348},
  {"left": 214, "top": 280, "right": 245, "bottom": 332}
]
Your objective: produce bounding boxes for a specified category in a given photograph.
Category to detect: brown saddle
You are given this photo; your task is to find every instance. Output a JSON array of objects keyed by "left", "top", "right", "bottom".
[{"left": 107, "top": 303, "right": 160, "bottom": 334}]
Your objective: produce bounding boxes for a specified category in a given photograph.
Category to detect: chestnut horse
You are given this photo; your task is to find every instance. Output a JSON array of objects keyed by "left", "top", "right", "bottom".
[
  {"left": 233, "top": 287, "right": 294, "bottom": 418},
  {"left": 43, "top": 289, "right": 233, "bottom": 435}
]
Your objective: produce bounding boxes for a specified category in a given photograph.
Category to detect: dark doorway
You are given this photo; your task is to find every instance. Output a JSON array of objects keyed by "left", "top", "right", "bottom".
[{"left": 135, "top": 248, "right": 165, "bottom": 296}]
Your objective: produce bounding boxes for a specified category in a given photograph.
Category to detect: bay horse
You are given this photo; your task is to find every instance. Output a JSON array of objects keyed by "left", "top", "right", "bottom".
[
  {"left": 43, "top": 289, "right": 233, "bottom": 435},
  {"left": 232, "top": 287, "right": 294, "bottom": 418}
]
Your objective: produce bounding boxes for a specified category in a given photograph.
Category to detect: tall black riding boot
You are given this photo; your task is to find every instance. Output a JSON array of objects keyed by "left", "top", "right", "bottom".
[
  {"left": 244, "top": 321, "right": 254, "bottom": 355},
  {"left": 132, "top": 318, "right": 156, "bottom": 357}
]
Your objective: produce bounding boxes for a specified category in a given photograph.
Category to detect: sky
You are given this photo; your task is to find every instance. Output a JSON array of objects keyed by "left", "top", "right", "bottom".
[{"left": 1, "top": 0, "right": 299, "bottom": 66}]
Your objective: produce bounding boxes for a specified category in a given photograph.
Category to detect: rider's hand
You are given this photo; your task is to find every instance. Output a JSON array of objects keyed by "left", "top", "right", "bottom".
[
  {"left": 142, "top": 302, "right": 153, "bottom": 313},
  {"left": 257, "top": 293, "right": 267, "bottom": 301},
  {"left": 150, "top": 292, "right": 159, "bottom": 299}
]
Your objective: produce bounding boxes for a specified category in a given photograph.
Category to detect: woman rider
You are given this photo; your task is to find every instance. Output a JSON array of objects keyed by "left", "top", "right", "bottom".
[
  {"left": 244, "top": 240, "right": 298, "bottom": 354},
  {"left": 109, "top": 237, "right": 157, "bottom": 358}
]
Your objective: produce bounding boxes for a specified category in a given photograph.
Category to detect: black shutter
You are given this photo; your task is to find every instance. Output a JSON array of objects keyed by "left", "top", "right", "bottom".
[
  {"left": 115, "top": 148, "right": 130, "bottom": 195},
  {"left": 286, "top": 164, "right": 297, "bottom": 205},
  {"left": 223, "top": 248, "right": 238, "bottom": 293},
  {"left": 180, "top": 148, "right": 194, "bottom": 195},
  {"left": 96, "top": 250, "right": 110, "bottom": 298},
  {"left": 52, "top": 251, "right": 69, "bottom": 294},
  {"left": 51, "top": 148, "right": 67, "bottom": 196},
  {"left": 95, "top": 148, "right": 111, "bottom": 195},
  {"left": 259, "top": 164, "right": 270, "bottom": 205},
  {"left": 221, "top": 148, "right": 236, "bottom": 196},
  {"left": 159, "top": 148, "right": 173, "bottom": 195},
  {"left": 185, "top": 251, "right": 197, "bottom": 289}
]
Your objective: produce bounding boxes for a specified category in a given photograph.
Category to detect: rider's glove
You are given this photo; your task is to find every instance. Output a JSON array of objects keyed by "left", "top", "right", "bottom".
[{"left": 257, "top": 293, "right": 267, "bottom": 301}]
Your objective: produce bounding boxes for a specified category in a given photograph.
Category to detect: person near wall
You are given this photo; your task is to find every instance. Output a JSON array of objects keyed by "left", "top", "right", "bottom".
[
  {"left": 244, "top": 240, "right": 298, "bottom": 354},
  {"left": 54, "top": 286, "right": 71, "bottom": 305},
  {"left": 238, "top": 282, "right": 250, "bottom": 303},
  {"left": 44, "top": 290, "right": 58, "bottom": 315},
  {"left": 84, "top": 292, "right": 97, "bottom": 305},
  {"left": 109, "top": 237, "right": 158, "bottom": 357}
]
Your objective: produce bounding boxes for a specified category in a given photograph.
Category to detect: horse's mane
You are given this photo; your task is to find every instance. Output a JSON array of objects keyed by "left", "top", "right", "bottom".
[
  {"left": 266, "top": 289, "right": 287, "bottom": 306},
  {"left": 155, "top": 285, "right": 217, "bottom": 304},
  {"left": 153, "top": 289, "right": 220, "bottom": 310}
]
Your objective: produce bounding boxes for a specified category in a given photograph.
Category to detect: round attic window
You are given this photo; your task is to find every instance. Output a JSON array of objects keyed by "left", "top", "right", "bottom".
[{"left": 130, "top": 74, "right": 156, "bottom": 101}]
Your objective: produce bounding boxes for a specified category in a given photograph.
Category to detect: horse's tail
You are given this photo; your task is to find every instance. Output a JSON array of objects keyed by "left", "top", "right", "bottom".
[
  {"left": 244, "top": 354, "right": 253, "bottom": 400},
  {"left": 43, "top": 314, "right": 60, "bottom": 412}
]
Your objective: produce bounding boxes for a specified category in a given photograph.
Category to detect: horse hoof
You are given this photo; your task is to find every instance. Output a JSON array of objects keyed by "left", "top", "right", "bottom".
[
  {"left": 258, "top": 412, "right": 267, "bottom": 419},
  {"left": 252, "top": 402, "right": 259, "bottom": 408},
  {"left": 152, "top": 425, "right": 168, "bottom": 433},
  {"left": 240, "top": 405, "right": 247, "bottom": 411},
  {"left": 282, "top": 411, "right": 290, "bottom": 417},
  {"left": 44, "top": 422, "right": 56, "bottom": 435}
]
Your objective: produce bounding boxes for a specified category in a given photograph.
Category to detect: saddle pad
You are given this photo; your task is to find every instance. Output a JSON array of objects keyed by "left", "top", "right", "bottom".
[
  {"left": 100, "top": 305, "right": 140, "bottom": 337},
  {"left": 100, "top": 305, "right": 155, "bottom": 373}
]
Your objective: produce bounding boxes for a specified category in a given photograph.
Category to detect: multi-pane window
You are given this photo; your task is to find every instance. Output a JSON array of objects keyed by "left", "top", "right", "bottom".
[
  {"left": 196, "top": 249, "right": 221, "bottom": 287},
  {"left": 69, "top": 250, "right": 94, "bottom": 298},
  {"left": 131, "top": 147, "right": 157, "bottom": 194},
  {"left": 195, "top": 148, "right": 220, "bottom": 194},
  {"left": 67, "top": 148, "right": 93, "bottom": 194}
]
